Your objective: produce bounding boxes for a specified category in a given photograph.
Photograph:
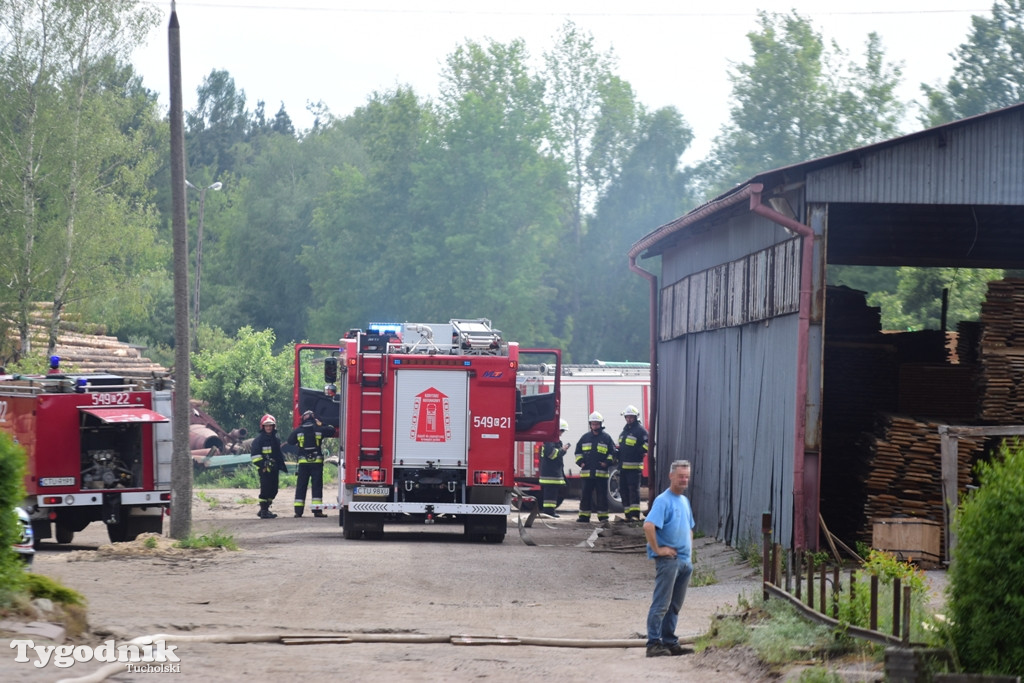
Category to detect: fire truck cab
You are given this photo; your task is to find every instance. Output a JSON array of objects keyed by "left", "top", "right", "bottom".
[{"left": 293, "top": 319, "right": 560, "bottom": 542}]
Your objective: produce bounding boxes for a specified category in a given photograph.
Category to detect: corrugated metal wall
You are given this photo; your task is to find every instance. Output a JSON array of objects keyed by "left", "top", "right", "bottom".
[
  {"left": 807, "top": 109, "right": 1024, "bottom": 204},
  {"left": 657, "top": 319, "right": 797, "bottom": 548},
  {"left": 656, "top": 213, "right": 802, "bottom": 548}
]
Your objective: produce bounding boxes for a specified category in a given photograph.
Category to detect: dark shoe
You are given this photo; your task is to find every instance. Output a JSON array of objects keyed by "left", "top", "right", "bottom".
[
  {"left": 313, "top": 510, "right": 327, "bottom": 518},
  {"left": 294, "top": 512, "right": 303, "bottom": 518},
  {"left": 666, "top": 643, "right": 692, "bottom": 656},
  {"left": 577, "top": 517, "right": 590, "bottom": 524},
  {"left": 646, "top": 643, "right": 672, "bottom": 658},
  {"left": 258, "top": 509, "right": 276, "bottom": 519}
]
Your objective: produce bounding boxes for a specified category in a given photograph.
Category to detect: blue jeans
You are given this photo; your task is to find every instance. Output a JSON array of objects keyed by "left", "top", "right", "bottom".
[{"left": 646, "top": 555, "right": 693, "bottom": 646}]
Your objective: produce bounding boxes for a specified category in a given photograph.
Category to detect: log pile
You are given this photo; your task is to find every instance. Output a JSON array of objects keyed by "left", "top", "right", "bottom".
[
  {"left": 2, "top": 303, "right": 168, "bottom": 378},
  {"left": 976, "top": 279, "right": 1024, "bottom": 423}
]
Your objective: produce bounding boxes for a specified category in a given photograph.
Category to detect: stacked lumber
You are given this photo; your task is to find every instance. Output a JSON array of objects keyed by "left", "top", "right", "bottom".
[
  {"left": 977, "top": 279, "right": 1024, "bottom": 423},
  {"left": 857, "top": 414, "right": 982, "bottom": 557},
  {"left": 897, "top": 364, "right": 978, "bottom": 420},
  {"left": 956, "top": 321, "right": 981, "bottom": 365}
]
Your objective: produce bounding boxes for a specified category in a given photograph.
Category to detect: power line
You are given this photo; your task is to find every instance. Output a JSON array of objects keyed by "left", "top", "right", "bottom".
[{"left": 141, "top": 1, "right": 990, "bottom": 20}]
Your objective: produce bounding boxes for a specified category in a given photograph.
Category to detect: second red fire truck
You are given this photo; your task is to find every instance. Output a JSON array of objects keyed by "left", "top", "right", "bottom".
[{"left": 293, "top": 319, "right": 560, "bottom": 542}]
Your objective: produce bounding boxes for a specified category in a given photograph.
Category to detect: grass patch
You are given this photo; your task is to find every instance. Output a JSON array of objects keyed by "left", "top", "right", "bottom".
[
  {"left": 173, "top": 529, "right": 239, "bottom": 551},
  {"left": 194, "top": 462, "right": 338, "bottom": 489},
  {"left": 25, "top": 573, "right": 86, "bottom": 606}
]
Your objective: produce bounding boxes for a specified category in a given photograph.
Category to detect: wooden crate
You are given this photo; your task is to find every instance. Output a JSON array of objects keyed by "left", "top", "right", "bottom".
[{"left": 872, "top": 518, "right": 942, "bottom": 566}]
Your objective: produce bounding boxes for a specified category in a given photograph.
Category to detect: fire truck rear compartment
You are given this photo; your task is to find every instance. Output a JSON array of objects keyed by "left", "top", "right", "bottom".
[{"left": 80, "top": 415, "right": 144, "bottom": 490}]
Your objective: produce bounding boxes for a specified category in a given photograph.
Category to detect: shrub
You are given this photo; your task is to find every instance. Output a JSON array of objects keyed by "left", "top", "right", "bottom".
[
  {"left": 947, "top": 441, "right": 1024, "bottom": 675},
  {"left": 0, "top": 433, "right": 28, "bottom": 604}
]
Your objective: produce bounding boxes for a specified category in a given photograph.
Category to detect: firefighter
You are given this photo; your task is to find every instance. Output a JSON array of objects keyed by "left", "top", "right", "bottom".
[
  {"left": 574, "top": 411, "right": 617, "bottom": 524},
  {"left": 251, "top": 414, "right": 287, "bottom": 519},
  {"left": 539, "top": 420, "right": 570, "bottom": 518},
  {"left": 287, "top": 409, "right": 337, "bottom": 517},
  {"left": 618, "top": 404, "right": 649, "bottom": 526}
]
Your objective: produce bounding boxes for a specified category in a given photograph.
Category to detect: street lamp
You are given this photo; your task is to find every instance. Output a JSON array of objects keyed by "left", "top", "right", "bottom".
[{"left": 185, "top": 179, "right": 222, "bottom": 351}]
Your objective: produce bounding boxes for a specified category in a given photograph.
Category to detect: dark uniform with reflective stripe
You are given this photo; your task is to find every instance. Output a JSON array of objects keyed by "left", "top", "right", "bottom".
[
  {"left": 251, "top": 428, "right": 287, "bottom": 518},
  {"left": 618, "top": 420, "right": 649, "bottom": 522},
  {"left": 539, "top": 439, "right": 567, "bottom": 515},
  {"left": 574, "top": 427, "right": 617, "bottom": 522},
  {"left": 287, "top": 417, "right": 337, "bottom": 517}
]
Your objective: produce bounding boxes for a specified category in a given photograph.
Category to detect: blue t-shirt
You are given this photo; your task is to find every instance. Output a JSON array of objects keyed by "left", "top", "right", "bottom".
[{"left": 645, "top": 488, "right": 694, "bottom": 560}]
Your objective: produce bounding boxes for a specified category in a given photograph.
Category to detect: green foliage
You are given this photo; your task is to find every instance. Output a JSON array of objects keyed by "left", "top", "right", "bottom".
[
  {"left": 835, "top": 550, "right": 931, "bottom": 642},
  {"left": 864, "top": 267, "right": 1002, "bottom": 331},
  {"left": 0, "top": 433, "right": 28, "bottom": 604},
  {"left": 25, "top": 573, "right": 85, "bottom": 607},
  {"left": 194, "top": 464, "right": 261, "bottom": 489},
  {"left": 191, "top": 327, "right": 294, "bottom": 433},
  {"left": 921, "top": 0, "right": 1024, "bottom": 126},
  {"left": 701, "top": 599, "right": 856, "bottom": 667},
  {"left": 173, "top": 529, "right": 239, "bottom": 551},
  {"left": 142, "top": 535, "right": 158, "bottom": 549},
  {"left": 948, "top": 441, "right": 1024, "bottom": 675},
  {"left": 696, "top": 11, "right": 904, "bottom": 196}
]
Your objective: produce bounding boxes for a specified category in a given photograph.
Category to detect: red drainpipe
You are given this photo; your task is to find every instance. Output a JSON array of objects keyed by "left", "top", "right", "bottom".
[
  {"left": 627, "top": 183, "right": 816, "bottom": 549},
  {"left": 749, "top": 189, "right": 815, "bottom": 551},
  {"left": 628, "top": 255, "right": 659, "bottom": 483}
]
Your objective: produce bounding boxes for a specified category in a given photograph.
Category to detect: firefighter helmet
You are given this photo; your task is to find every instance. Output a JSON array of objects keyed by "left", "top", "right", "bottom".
[
  {"left": 302, "top": 410, "right": 315, "bottom": 421},
  {"left": 621, "top": 405, "right": 640, "bottom": 418},
  {"left": 259, "top": 414, "right": 276, "bottom": 427},
  {"left": 588, "top": 411, "right": 604, "bottom": 424},
  {"left": 559, "top": 419, "right": 569, "bottom": 432}
]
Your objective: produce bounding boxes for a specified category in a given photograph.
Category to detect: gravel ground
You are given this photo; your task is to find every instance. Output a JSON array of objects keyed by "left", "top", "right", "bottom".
[{"left": 2, "top": 489, "right": 948, "bottom": 682}]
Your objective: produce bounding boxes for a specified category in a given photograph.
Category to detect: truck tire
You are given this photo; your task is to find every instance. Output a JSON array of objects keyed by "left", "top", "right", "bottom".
[
  {"left": 607, "top": 467, "right": 624, "bottom": 513},
  {"left": 342, "top": 511, "right": 362, "bottom": 540},
  {"left": 55, "top": 524, "right": 74, "bottom": 544},
  {"left": 106, "top": 514, "right": 162, "bottom": 543}
]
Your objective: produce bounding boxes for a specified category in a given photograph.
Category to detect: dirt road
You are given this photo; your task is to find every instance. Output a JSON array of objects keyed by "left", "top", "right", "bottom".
[{"left": 5, "top": 490, "right": 766, "bottom": 682}]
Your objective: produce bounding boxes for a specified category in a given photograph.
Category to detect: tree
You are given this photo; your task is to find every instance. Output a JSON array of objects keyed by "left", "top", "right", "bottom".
[
  {"left": 412, "top": 38, "right": 568, "bottom": 346},
  {"left": 576, "top": 106, "right": 696, "bottom": 362},
  {"left": 865, "top": 267, "right": 1003, "bottom": 331},
  {"left": 304, "top": 87, "right": 430, "bottom": 339},
  {"left": 0, "top": 0, "right": 162, "bottom": 359},
  {"left": 191, "top": 327, "right": 294, "bottom": 433},
  {"left": 695, "top": 11, "right": 905, "bottom": 196},
  {"left": 922, "top": 0, "right": 1024, "bottom": 126},
  {"left": 186, "top": 69, "right": 249, "bottom": 175}
]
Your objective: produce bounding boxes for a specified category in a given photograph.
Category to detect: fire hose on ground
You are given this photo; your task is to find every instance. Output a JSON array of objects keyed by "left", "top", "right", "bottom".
[{"left": 57, "top": 631, "right": 699, "bottom": 683}]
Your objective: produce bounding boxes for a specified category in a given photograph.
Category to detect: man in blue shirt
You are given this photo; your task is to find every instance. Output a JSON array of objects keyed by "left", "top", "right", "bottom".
[{"left": 642, "top": 459, "right": 695, "bottom": 657}]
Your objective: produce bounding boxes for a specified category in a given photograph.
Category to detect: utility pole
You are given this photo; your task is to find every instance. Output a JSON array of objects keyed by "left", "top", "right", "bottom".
[{"left": 168, "top": 0, "right": 192, "bottom": 539}]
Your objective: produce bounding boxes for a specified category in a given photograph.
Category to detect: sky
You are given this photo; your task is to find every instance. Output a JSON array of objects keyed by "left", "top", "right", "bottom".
[{"left": 132, "top": 1, "right": 992, "bottom": 164}]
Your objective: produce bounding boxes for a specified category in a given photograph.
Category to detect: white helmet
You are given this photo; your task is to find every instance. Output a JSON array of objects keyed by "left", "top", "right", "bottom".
[
  {"left": 588, "top": 411, "right": 604, "bottom": 424},
  {"left": 559, "top": 419, "right": 569, "bottom": 432},
  {"left": 621, "top": 405, "right": 640, "bottom": 417}
]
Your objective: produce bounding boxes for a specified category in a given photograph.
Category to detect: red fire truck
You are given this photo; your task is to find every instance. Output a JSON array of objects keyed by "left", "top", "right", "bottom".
[
  {"left": 515, "top": 362, "right": 650, "bottom": 511},
  {"left": 292, "top": 319, "right": 560, "bottom": 542},
  {"left": 0, "top": 370, "right": 172, "bottom": 545}
]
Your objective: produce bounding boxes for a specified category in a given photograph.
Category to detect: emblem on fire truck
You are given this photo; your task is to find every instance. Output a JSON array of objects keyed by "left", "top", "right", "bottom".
[{"left": 410, "top": 387, "right": 452, "bottom": 443}]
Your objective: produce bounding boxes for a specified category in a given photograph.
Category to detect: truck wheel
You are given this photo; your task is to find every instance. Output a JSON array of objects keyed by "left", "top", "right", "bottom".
[
  {"left": 607, "top": 467, "right": 624, "bottom": 513},
  {"left": 55, "top": 524, "right": 75, "bottom": 544},
  {"left": 342, "top": 511, "right": 362, "bottom": 539},
  {"left": 106, "top": 515, "right": 162, "bottom": 543}
]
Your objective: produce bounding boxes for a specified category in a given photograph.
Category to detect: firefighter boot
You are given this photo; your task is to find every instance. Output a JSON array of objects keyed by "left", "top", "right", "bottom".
[
  {"left": 258, "top": 502, "right": 277, "bottom": 519},
  {"left": 294, "top": 505, "right": 304, "bottom": 518},
  {"left": 313, "top": 509, "right": 327, "bottom": 518}
]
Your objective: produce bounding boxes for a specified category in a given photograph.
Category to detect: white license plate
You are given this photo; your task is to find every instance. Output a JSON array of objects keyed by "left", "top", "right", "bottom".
[
  {"left": 39, "top": 477, "right": 76, "bottom": 487},
  {"left": 353, "top": 486, "right": 388, "bottom": 497}
]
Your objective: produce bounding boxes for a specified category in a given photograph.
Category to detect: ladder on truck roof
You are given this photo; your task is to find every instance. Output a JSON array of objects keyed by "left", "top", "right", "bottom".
[{"left": 357, "top": 353, "right": 385, "bottom": 470}]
